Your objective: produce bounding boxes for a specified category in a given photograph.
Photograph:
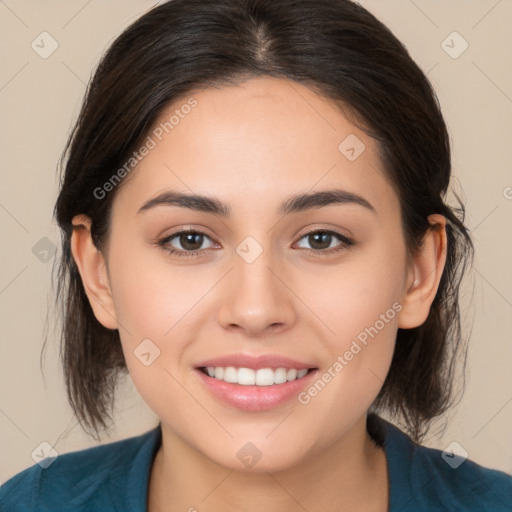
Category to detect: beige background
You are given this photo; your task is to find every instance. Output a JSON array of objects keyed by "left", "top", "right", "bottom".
[{"left": 1, "top": 0, "right": 511, "bottom": 484}]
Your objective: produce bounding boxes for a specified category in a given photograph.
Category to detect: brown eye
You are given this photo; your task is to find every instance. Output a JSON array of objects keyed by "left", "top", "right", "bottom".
[
  {"left": 158, "top": 229, "right": 215, "bottom": 258},
  {"left": 177, "top": 232, "right": 204, "bottom": 251},
  {"left": 295, "top": 230, "right": 354, "bottom": 255}
]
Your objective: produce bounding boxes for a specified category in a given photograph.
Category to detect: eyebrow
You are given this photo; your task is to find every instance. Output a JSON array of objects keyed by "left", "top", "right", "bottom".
[{"left": 137, "top": 188, "right": 377, "bottom": 217}]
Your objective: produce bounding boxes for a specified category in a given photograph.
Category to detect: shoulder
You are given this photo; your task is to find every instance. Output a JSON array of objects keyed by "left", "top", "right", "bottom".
[
  {"left": 0, "top": 425, "right": 161, "bottom": 512},
  {"left": 377, "top": 415, "right": 512, "bottom": 512}
]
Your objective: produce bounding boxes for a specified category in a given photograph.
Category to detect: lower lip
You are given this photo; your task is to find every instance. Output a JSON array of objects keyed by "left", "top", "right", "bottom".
[{"left": 194, "top": 368, "right": 318, "bottom": 411}]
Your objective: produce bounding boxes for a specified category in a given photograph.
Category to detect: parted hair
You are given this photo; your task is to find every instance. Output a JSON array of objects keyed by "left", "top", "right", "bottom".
[{"left": 48, "top": 0, "right": 474, "bottom": 442}]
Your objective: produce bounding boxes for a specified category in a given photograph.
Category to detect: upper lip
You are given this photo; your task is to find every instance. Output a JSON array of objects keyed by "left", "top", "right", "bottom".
[{"left": 195, "top": 353, "right": 318, "bottom": 370}]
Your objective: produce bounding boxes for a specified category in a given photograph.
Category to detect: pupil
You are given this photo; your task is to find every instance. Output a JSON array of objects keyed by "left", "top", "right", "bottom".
[
  {"left": 311, "top": 232, "right": 330, "bottom": 250},
  {"left": 182, "top": 233, "right": 202, "bottom": 250}
]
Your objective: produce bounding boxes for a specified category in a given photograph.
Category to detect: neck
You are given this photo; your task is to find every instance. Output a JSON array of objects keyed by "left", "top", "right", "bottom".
[{"left": 147, "top": 414, "right": 389, "bottom": 512}]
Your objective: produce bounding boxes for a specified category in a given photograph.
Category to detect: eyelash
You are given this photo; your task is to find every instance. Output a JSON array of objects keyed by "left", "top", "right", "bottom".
[{"left": 157, "top": 228, "right": 355, "bottom": 259}]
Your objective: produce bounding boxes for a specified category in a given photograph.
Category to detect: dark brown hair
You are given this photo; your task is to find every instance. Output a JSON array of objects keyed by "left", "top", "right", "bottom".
[{"left": 48, "top": 0, "right": 473, "bottom": 442}]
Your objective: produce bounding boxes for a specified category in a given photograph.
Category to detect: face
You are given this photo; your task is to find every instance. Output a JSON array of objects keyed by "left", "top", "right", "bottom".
[{"left": 93, "top": 77, "right": 413, "bottom": 471}]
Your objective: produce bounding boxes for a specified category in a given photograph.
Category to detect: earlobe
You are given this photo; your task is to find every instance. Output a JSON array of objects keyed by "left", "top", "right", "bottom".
[
  {"left": 70, "top": 214, "right": 118, "bottom": 330},
  {"left": 397, "top": 214, "right": 448, "bottom": 329}
]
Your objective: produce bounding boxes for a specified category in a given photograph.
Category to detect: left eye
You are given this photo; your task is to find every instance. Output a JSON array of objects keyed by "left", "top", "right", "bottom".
[
  {"left": 158, "top": 229, "right": 354, "bottom": 258},
  {"left": 295, "top": 230, "right": 353, "bottom": 252}
]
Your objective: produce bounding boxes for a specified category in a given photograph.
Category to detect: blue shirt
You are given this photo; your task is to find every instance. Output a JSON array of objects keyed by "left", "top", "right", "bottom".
[{"left": 1, "top": 414, "right": 511, "bottom": 511}]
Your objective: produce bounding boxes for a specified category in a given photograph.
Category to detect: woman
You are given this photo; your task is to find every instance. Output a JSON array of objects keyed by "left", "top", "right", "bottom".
[{"left": 1, "top": 0, "right": 511, "bottom": 511}]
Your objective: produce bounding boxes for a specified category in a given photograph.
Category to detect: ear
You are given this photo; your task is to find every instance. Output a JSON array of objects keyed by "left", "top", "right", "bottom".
[
  {"left": 397, "top": 214, "right": 448, "bottom": 329},
  {"left": 70, "top": 214, "right": 118, "bottom": 330}
]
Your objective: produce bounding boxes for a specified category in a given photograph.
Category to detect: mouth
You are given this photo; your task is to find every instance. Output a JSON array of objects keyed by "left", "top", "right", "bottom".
[
  {"left": 197, "top": 366, "right": 315, "bottom": 386},
  {"left": 194, "top": 358, "right": 319, "bottom": 411}
]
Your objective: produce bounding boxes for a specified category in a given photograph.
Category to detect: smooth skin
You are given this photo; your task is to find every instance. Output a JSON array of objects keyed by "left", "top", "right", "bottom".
[{"left": 71, "top": 77, "right": 447, "bottom": 512}]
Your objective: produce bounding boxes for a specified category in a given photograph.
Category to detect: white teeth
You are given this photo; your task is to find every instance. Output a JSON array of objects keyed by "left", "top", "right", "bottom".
[
  {"left": 255, "top": 368, "right": 274, "bottom": 386},
  {"left": 286, "top": 368, "right": 298, "bottom": 381},
  {"left": 238, "top": 367, "right": 256, "bottom": 385},
  {"left": 204, "top": 366, "right": 311, "bottom": 386},
  {"left": 223, "top": 366, "right": 237, "bottom": 383},
  {"left": 274, "top": 368, "right": 288, "bottom": 384}
]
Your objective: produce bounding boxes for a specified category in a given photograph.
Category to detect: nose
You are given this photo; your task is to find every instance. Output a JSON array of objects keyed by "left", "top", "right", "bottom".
[{"left": 216, "top": 246, "right": 297, "bottom": 338}]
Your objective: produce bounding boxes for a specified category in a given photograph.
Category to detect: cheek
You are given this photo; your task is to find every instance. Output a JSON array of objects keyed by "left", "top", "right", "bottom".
[
  {"left": 300, "top": 236, "right": 405, "bottom": 407},
  {"left": 309, "top": 237, "right": 406, "bottom": 346},
  {"left": 105, "top": 240, "right": 218, "bottom": 402},
  {"left": 107, "top": 250, "right": 202, "bottom": 416},
  {"left": 107, "top": 238, "right": 206, "bottom": 340},
  {"left": 298, "top": 282, "right": 400, "bottom": 440}
]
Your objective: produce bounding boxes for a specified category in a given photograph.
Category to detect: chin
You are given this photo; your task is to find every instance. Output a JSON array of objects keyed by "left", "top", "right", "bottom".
[{"left": 203, "top": 440, "right": 309, "bottom": 474}]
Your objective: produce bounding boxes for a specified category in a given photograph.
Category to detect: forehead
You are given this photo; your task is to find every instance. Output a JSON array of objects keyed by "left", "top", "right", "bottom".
[{"left": 113, "top": 77, "right": 398, "bottom": 219}]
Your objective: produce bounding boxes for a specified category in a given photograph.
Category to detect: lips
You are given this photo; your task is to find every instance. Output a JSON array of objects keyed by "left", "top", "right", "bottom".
[{"left": 193, "top": 353, "right": 319, "bottom": 411}]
